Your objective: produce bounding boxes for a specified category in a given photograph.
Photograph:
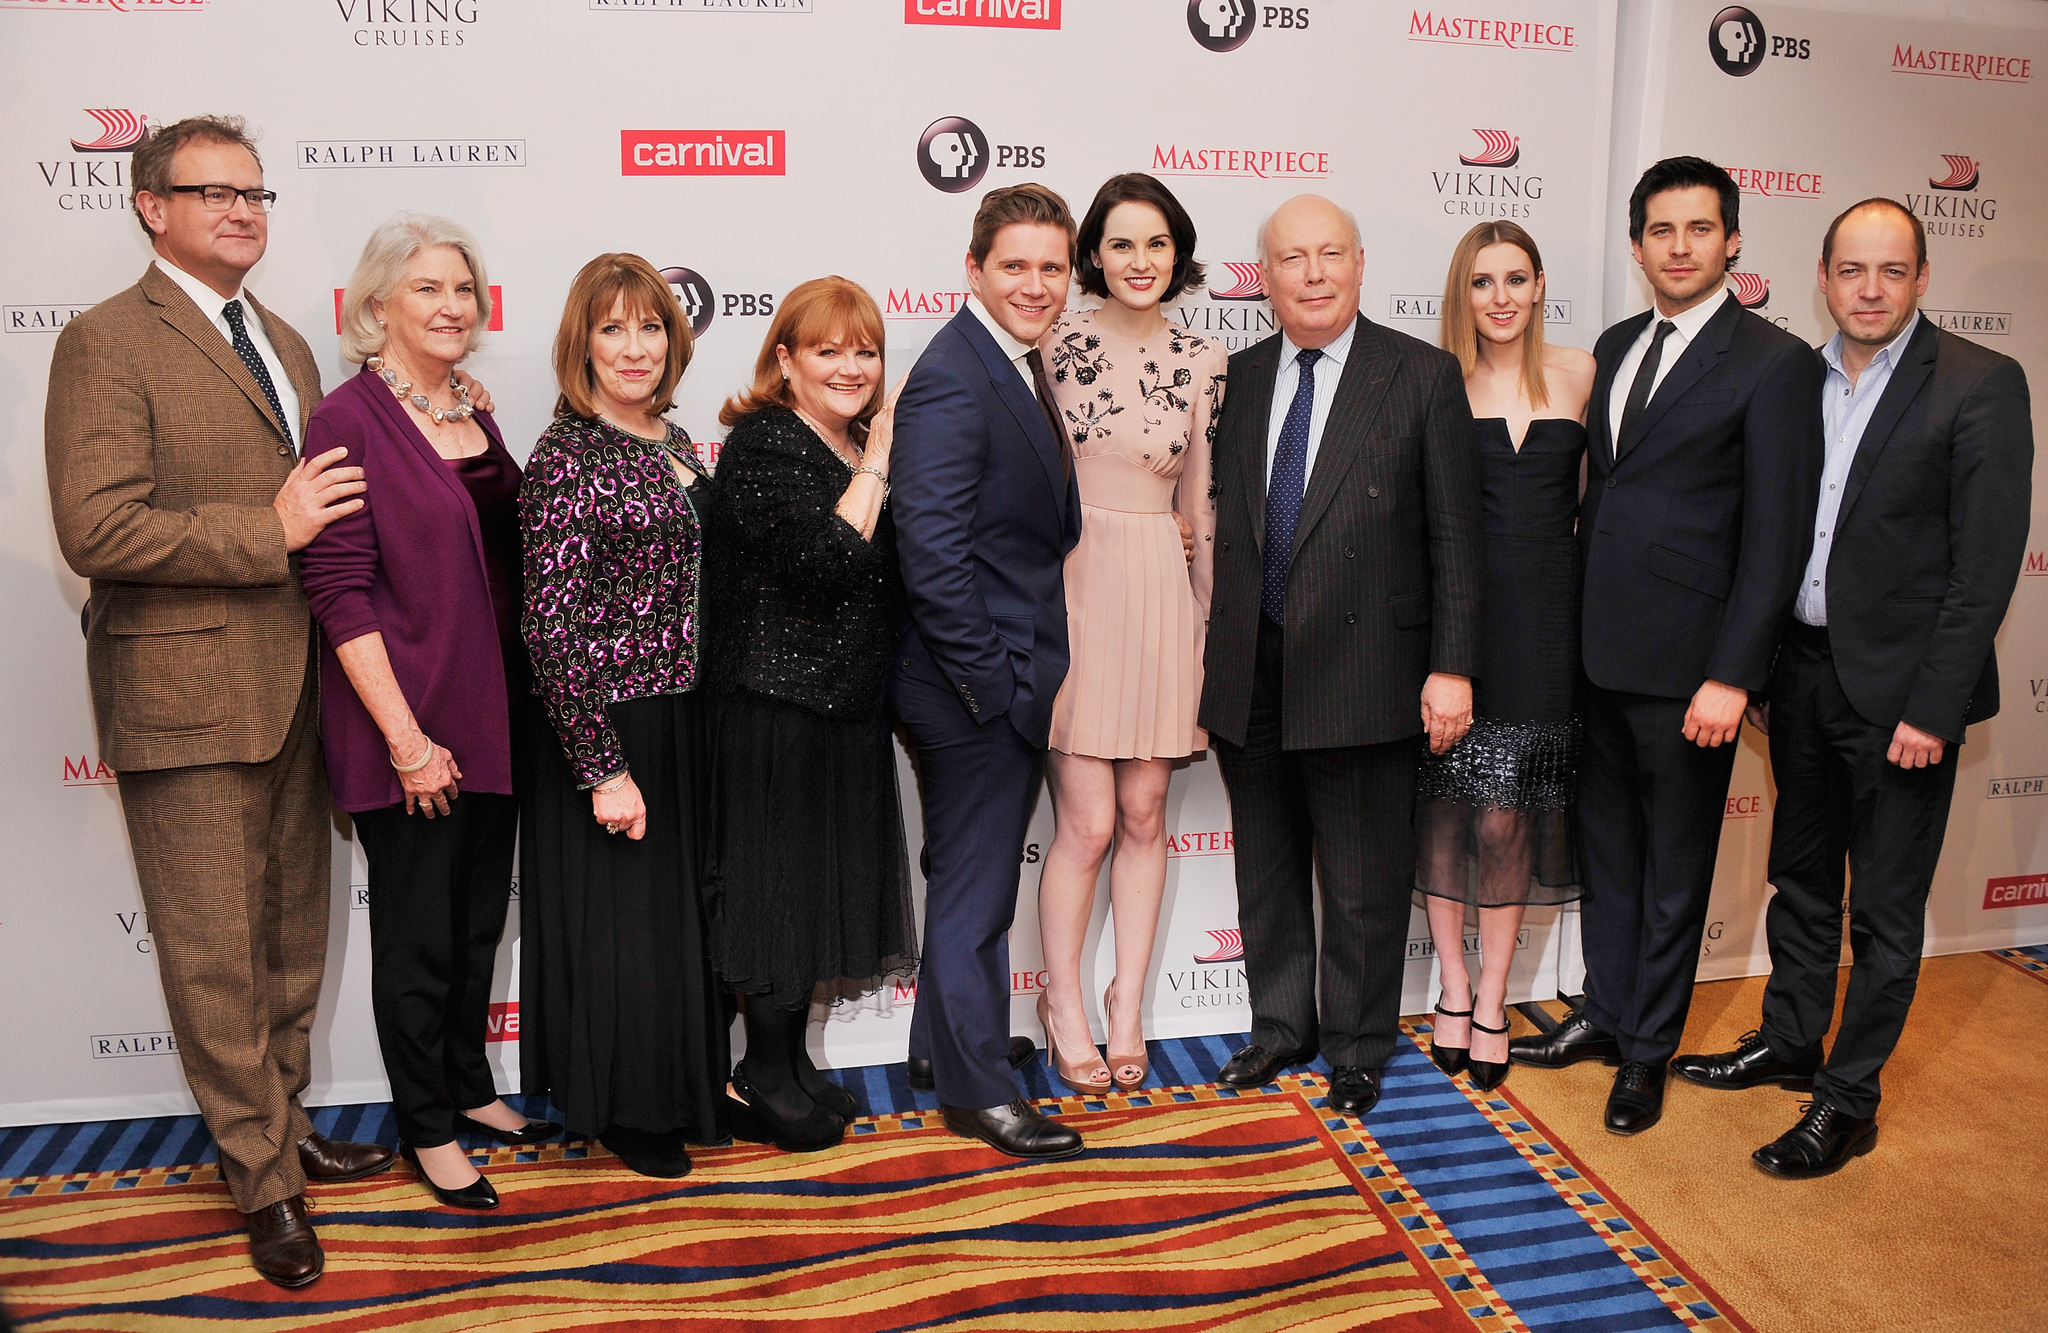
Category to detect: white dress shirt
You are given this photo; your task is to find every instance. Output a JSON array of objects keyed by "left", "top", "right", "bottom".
[
  {"left": 1796, "top": 311, "right": 1922, "bottom": 626},
  {"left": 966, "top": 295, "right": 1041, "bottom": 402},
  {"left": 1605, "top": 284, "right": 1733, "bottom": 447},
  {"left": 1265, "top": 318, "right": 1357, "bottom": 484},
  {"left": 153, "top": 256, "right": 300, "bottom": 448}
]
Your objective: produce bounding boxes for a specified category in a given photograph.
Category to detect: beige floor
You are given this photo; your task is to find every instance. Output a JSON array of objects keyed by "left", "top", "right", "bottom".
[{"left": 1493, "top": 953, "right": 2048, "bottom": 1333}]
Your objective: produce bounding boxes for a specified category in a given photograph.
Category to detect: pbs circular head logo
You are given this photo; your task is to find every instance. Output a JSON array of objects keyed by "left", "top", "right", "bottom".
[
  {"left": 1709, "top": 6, "right": 1766, "bottom": 75},
  {"left": 660, "top": 266, "right": 716, "bottom": 339},
  {"left": 1188, "top": 0, "right": 1253, "bottom": 52},
  {"left": 918, "top": 117, "right": 990, "bottom": 193}
]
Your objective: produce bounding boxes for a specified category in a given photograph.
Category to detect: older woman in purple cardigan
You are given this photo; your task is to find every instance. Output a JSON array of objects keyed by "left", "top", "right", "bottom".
[{"left": 301, "top": 214, "right": 557, "bottom": 1213}]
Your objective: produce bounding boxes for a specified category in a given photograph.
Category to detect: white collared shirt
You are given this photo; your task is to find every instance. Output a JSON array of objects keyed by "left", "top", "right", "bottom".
[
  {"left": 153, "top": 256, "right": 300, "bottom": 447},
  {"left": 1265, "top": 318, "right": 1357, "bottom": 484},
  {"left": 966, "top": 295, "right": 1041, "bottom": 402},
  {"left": 1605, "top": 285, "right": 1733, "bottom": 444}
]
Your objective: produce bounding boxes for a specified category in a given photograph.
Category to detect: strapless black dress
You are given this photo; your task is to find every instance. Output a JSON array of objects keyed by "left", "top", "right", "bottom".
[{"left": 1416, "top": 417, "right": 1586, "bottom": 906}]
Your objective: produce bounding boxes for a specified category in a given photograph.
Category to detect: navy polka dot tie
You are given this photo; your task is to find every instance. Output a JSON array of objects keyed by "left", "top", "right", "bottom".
[
  {"left": 1261, "top": 347, "right": 1322, "bottom": 624},
  {"left": 222, "top": 299, "right": 293, "bottom": 454}
]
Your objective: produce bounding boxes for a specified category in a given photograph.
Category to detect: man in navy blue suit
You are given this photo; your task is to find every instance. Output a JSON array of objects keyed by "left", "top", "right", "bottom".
[{"left": 889, "top": 184, "right": 1086, "bottom": 1158}]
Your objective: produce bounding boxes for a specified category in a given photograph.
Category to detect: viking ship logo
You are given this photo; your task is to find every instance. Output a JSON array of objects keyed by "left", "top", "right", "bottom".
[
  {"left": 1209, "top": 263, "right": 1265, "bottom": 301},
  {"left": 1195, "top": 928, "right": 1245, "bottom": 963},
  {"left": 1459, "top": 130, "right": 1520, "bottom": 169},
  {"left": 1731, "top": 272, "right": 1770, "bottom": 309},
  {"left": 70, "top": 109, "right": 147, "bottom": 153},
  {"left": 1929, "top": 155, "right": 1979, "bottom": 191}
]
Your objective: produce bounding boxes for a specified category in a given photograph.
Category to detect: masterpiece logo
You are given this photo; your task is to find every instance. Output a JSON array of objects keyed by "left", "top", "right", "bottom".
[
  {"left": 0, "top": 0, "right": 203, "bottom": 8},
  {"left": 1984, "top": 873, "right": 2048, "bottom": 910},
  {"left": 335, "top": 0, "right": 477, "bottom": 47},
  {"left": 1152, "top": 143, "right": 1329, "bottom": 180},
  {"left": 334, "top": 287, "right": 501, "bottom": 332},
  {"left": 623, "top": 129, "right": 783, "bottom": 176},
  {"left": 91, "top": 1031, "right": 178, "bottom": 1059},
  {"left": 1407, "top": 9, "right": 1575, "bottom": 51},
  {"left": 884, "top": 286, "right": 970, "bottom": 320},
  {"left": 1435, "top": 128, "right": 1541, "bottom": 218},
  {"left": 1386, "top": 294, "right": 1572, "bottom": 324},
  {"left": 300, "top": 139, "right": 525, "bottom": 168},
  {"left": 1722, "top": 166, "right": 1823, "bottom": 199},
  {"left": 1167, "top": 830, "right": 1233, "bottom": 858},
  {"left": 1892, "top": 42, "right": 2032, "bottom": 84},
  {"left": 1707, "top": 6, "right": 1811, "bottom": 77},
  {"left": 5, "top": 305, "right": 93, "bottom": 332},
  {"left": 62, "top": 754, "right": 117, "bottom": 786},
  {"left": 1904, "top": 155, "right": 1997, "bottom": 240},
  {"left": 906, "top": 0, "right": 1057, "bottom": 29},
  {"left": 36, "top": 109, "right": 146, "bottom": 216},
  {"left": 1725, "top": 793, "right": 1763, "bottom": 819}
]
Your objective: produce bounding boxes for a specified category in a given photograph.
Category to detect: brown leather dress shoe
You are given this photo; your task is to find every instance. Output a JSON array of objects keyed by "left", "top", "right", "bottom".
[
  {"left": 297, "top": 1132, "right": 396, "bottom": 1184},
  {"left": 244, "top": 1195, "right": 323, "bottom": 1288}
]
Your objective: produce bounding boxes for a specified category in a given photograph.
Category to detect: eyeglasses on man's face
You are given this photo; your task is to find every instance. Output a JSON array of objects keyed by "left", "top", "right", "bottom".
[{"left": 167, "top": 184, "right": 278, "bottom": 213}]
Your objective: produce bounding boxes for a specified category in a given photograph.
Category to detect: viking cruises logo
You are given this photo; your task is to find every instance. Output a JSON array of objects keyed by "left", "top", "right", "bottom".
[
  {"left": 1165, "top": 928, "right": 1248, "bottom": 1009},
  {"left": 1194, "top": 929, "right": 1244, "bottom": 964},
  {"left": 907, "top": 0, "right": 1057, "bottom": 29},
  {"left": 1172, "top": 268, "right": 1275, "bottom": 350},
  {"left": 335, "top": 0, "right": 478, "bottom": 48},
  {"left": 1187, "top": 0, "right": 1252, "bottom": 51},
  {"left": 1208, "top": 263, "right": 1265, "bottom": 301},
  {"left": 37, "top": 110, "right": 147, "bottom": 216},
  {"left": 1460, "top": 129, "right": 1519, "bottom": 168},
  {"left": 1905, "top": 155, "right": 1997, "bottom": 240},
  {"left": 623, "top": 129, "right": 783, "bottom": 176},
  {"left": 71, "top": 109, "right": 147, "bottom": 152},
  {"left": 1731, "top": 273, "right": 1770, "bottom": 309},
  {"left": 1930, "top": 155, "right": 1980, "bottom": 190},
  {"left": 916, "top": 116, "right": 989, "bottom": 192},
  {"left": 1436, "top": 130, "right": 1541, "bottom": 219},
  {"left": 1892, "top": 42, "right": 2032, "bottom": 84},
  {"left": 660, "top": 267, "right": 717, "bottom": 338}
]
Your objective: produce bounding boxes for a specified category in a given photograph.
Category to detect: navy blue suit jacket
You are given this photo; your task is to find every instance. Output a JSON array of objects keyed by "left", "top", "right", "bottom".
[{"left": 890, "top": 307, "right": 1082, "bottom": 747}]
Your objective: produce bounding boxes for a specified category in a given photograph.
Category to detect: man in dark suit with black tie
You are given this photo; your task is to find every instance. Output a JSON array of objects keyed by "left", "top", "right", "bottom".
[
  {"left": 1671, "top": 199, "right": 2031, "bottom": 1177},
  {"left": 1201, "top": 194, "right": 1484, "bottom": 1118},
  {"left": 1508, "top": 157, "right": 1824, "bottom": 1134},
  {"left": 890, "top": 184, "right": 1086, "bottom": 1159}
]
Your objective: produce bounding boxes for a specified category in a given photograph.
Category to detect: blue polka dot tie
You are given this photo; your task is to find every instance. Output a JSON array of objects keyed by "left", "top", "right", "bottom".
[
  {"left": 1261, "top": 347, "right": 1322, "bottom": 624},
  {"left": 222, "top": 299, "right": 293, "bottom": 454}
]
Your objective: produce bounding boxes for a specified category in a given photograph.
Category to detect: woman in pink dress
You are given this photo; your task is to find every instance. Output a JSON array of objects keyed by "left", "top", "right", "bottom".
[{"left": 1035, "top": 174, "right": 1225, "bottom": 1093}]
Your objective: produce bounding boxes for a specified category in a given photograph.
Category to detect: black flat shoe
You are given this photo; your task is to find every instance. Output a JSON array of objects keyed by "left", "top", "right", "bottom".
[
  {"left": 1327, "top": 1066, "right": 1382, "bottom": 1117},
  {"left": 1429, "top": 993, "right": 1471, "bottom": 1077},
  {"left": 1670, "top": 1029, "right": 1818, "bottom": 1091},
  {"left": 1603, "top": 1060, "right": 1667, "bottom": 1135},
  {"left": 1466, "top": 1013, "right": 1511, "bottom": 1092},
  {"left": 803, "top": 1080, "right": 862, "bottom": 1122},
  {"left": 455, "top": 1112, "right": 563, "bottom": 1146},
  {"left": 1752, "top": 1100, "right": 1877, "bottom": 1179},
  {"left": 399, "top": 1144, "right": 500, "bottom": 1210},
  {"left": 727, "top": 1068, "right": 845, "bottom": 1153},
  {"left": 1218, "top": 1042, "right": 1315, "bottom": 1087},
  {"left": 907, "top": 1036, "right": 1036, "bottom": 1093},
  {"left": 1510, "top": 1008, "right": 1622, "bottom": 1069},
  {"left": 598, "top": 1124, "right": 692, "bottom": 1178}
]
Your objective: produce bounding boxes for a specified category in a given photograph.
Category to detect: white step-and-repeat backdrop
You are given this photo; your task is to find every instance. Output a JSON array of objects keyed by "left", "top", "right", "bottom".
[{"left": 0, "top": 0, "right": 2041, "bottom": 1126}]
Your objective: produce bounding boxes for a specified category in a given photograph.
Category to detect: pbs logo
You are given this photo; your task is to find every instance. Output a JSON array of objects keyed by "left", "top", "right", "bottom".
[
  {"left": 1708, "top": 6, "right": 1765, "bottom": 75},
  {"left": 917, "top": 116, "right": 991, "bottom": 193},
  {"left": 659, "top": 266, "right": 716, "bottom": 339},
  {"left": 1187, "top": 0, "right": 1253, "bottom": 52}
]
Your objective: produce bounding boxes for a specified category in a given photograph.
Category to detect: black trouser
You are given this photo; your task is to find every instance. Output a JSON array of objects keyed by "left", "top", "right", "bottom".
[
  {"left": 1213, "top": 616, "right": 1423, "bottom": 1071},
  {"left": 1759, "top": 624, "right": 1958, "bottom": 1118},
  {"left": 1577, "top": 678, "right": 1740, "bottom": 1064},
  {"left": 355, "top": 791, "right": 519, "bottom": 1148}
]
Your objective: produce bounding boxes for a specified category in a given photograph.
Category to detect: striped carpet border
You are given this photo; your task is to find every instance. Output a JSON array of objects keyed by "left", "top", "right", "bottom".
[{"left": 1991, "top": 943, "right": 2048, "bottom": 985}]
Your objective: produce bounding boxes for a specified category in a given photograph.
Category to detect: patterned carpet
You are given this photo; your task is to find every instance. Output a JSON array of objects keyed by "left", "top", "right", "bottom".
[
  {"left": 0, "top": 1027, "right": 1747, "bottom": 1332},
  {"left": 1991, "top": 942, "right": 2048, "bottom": 984}
]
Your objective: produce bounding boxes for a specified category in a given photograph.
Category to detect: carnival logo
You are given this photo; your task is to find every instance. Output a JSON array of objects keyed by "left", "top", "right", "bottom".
[
  {"left": 622, "top": 129, "right": 783, "bottom": 176},
  {"left": 1408, "top": 10, "right": 1575, "bottom": 51},
  {"left": 70, "top": 109, "right": 147, "bottom": 152},
  {"left": 1208, "top": 263, "right": 1265, "bottom": 301},
  {"left": 335, "top": 0, "right": 478, "bottom": 47},
  {"left": 1930, "top": 155, "right": 1980, "bottom": 191},
  {"left": 916, "top": 116, "right": 988, "bottom": 192},
  {"left": 906, "top": 0, "right": 1056, "bottom": 29},
  {"left": 334, "top": 287, "right": 502, "bottom": 332},
  {"left": 659, "top": 267, "right": 717, "bottom": 338},
  {"left": 1987, "top": 775, "right": 2048, "bottom": 798},
  {"left": 1435, "top": 133, "right": 1541, "bottom": 218},
  {"left": 1892, "top": 43, "right": 2032, "bottom": 84},
  {"left": 5, "top": 305, "right": 93, "bottom": 332},
  {"left": 885, "top": 286, "right": 971, "bottom": 319},
  {"left": 1194, "top": 929, "right": 1244, "bottom": 963},
  {"left": 1187, "top": 0, "right": 1251, "bottom": 51},
  {"left": 1984, "top": 872, "right": 2048, "bottom": 909},
  {"left": 1731, "top": 272, "right": 1770, "bottom": 309},
  {"left": 91, "top": 1031, "right": 178, "bottom": 1059},
  {"left": 1460, "top": 129, "right": 1520, "bottom": 168},
  {"left": 1723, "top": 166, "right": 1823, "bottom": 199},
  {"left": 485, "top": 1001, "right": 518, "bottom": 1042},
  {"left": 1152, "top": 143, "right": 1329, "bottom": 180}
]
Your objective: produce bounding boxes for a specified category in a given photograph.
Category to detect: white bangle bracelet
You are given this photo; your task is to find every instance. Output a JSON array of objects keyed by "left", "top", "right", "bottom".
[{"left": 391, "top": 736, "right": 435, "bottom": 773}]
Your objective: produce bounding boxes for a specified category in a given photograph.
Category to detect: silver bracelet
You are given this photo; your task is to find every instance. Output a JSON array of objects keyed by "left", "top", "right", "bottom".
[
  {"left": 390, "top": 736, "right": 435, "bottom": 773},
  {"left": 592, "top": 771, "right": 631, "bottom": 795},
  {"left": 851, "top": 465, "right": 889, "bottom": 500}
]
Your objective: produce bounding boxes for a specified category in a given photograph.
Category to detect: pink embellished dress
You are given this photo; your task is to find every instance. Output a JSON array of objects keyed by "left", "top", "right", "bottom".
[{"left": 1041, "top": 309, "right": 1226, "bottom": 760}]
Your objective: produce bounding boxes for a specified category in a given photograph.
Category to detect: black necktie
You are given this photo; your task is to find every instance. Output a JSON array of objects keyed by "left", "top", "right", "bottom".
[
  {"left": 1262, "top": 347, "right": 1323, "bottom": 624},
  {"left": 223, "top": 299, "right": 293, "bottom": 454},
  {"left": 1615, "top": 318, "right": 1676, "bottom": 459},
  {"left": 1022, "top": 346, "right": 1071, "bottom": 477}
]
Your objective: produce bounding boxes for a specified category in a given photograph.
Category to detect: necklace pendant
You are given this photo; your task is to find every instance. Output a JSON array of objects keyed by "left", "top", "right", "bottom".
[{"left": 410, "top": 393, "right": 433, "bottom": 414}]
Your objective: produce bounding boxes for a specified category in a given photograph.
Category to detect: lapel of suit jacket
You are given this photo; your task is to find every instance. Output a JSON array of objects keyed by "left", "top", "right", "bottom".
[
  {"left": 1837, "top": 316, "right": 1940, "bottom": 526},
  {"left": 246, "top": 289, "right": 320, "bottom": 439},
  {"left": 955, "top": 309, "right": 1068, "bottom": 521},
  {"left": 1293, "top": 316, "right": 1396, "bottom": 561},
  {"left": 1619, "top": 292, "right": 1740, "bottom": 461},
  {"left": 1593, "top": 310, "right": 1651, "bottom": 466},
  {"left": 1233, "top": 337, "right": 1280, "bottom": 553},
  {"left": 143, "top": 264, "right": 295, "bottom": 449}
]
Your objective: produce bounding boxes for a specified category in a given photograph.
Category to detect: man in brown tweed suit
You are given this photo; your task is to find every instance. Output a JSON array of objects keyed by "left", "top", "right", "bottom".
[{"left": 43, "top": 115, "right": 396, "bottom": 1288}]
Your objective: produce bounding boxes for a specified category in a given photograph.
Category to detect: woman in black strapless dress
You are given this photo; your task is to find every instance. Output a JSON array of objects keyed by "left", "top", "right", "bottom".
[{"left": 1416, "top": 222, "right": 1595, "bottom": 1090}]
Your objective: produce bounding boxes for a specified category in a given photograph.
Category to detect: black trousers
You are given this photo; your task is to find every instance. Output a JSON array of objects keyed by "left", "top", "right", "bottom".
[
  {"left": 1759, "top": 625, "right": 1958, "bottom": 1118},
  {"left": 1577, "top": 677, "right": 1739, "bottom": 1064},
  {"left": 1213, "top": 617, "right": 1422, "bottom": 1071},
  {"left": 355, "top": 790, "right": 519, "bottom": 1148}
]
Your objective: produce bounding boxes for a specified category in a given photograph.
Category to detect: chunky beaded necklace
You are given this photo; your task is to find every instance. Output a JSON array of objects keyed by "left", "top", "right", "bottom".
[{"left": 366, "top": 354, "right": 475, "bottom": 425}]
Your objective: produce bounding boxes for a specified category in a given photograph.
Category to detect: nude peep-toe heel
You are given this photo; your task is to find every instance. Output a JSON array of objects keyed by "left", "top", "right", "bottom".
[
  {"left": 1037, "top": 992, "right": 1112, "bottom": 1095},
  {"left": 1104, "top": 977, "right": 1150, "bottom": 1093}
]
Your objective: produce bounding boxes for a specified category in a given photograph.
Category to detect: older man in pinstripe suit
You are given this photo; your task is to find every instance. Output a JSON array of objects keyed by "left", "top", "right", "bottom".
[{"left": 1200, "top": 195, "right": 1485, "bottom": 1118}]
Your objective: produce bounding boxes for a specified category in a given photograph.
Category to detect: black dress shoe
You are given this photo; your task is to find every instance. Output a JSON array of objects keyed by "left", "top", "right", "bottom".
[
  {"left": 1218, "top": 1042, "right": 1314, "bottom": 1087},
  {"left": 399, "top": 1145, "right": 500, "bottom": 1210},
  {"left": 244, "top": 1195, "right": 323, "bottom": 1288},
  {"left": 1603, "top": 1060, "right": 1667, "bottom": 1135},
  {"left": 941, "top": 1099, "right": 1083, "bottom": 1160},
  {"left": 906, "top": 1035, "right": 1037, "bottom": 1093},
  {"left": 599, "top": 1124, "right": 693, "bottom": 1178},
  {"left": 726, "top": 1068, "right": 845, "bottom": 1153},
  {"left": 297, "top": 1132, "right": 396, "bottom": 1184},
  {"left": 1670, "top": 1029, "right": 1818, "bottom": 1092},
  {"left": 1752, "top": 1100, "right": 1877, "bottom": 1179},
  {"left": 1326, "top": 1066, "right": 1382, "bottom": 1117},
  {"left": 1509, "top": 1009, "right": 1621, "bottom": 1069},
  {"left": 455, "top": 1113, "right": 564, "bottom": 1146}
]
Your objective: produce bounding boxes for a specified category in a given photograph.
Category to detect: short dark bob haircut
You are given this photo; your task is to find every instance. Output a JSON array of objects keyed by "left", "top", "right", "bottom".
[
  {"left": 1075, "top": 173, "right": 1207, "bottom": 303},
  {"left": 1628, "top": 155, "right": 1741, "bottom": 247}
]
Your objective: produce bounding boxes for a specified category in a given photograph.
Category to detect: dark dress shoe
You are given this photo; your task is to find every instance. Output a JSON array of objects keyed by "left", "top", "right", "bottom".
[
  {"left": 942, "top": 1099, "right": 1083, "bottom": 1160},
  {"left": 399, "top": 1145, "right": 500, "bottom": 1210},
  {"left": 455, "top": 1112, "right": 563, "bottom": 1146},
  {"left": 1604, "top": 1060, "right": 1667, "bottom": 1135},
  {"left": 1670, "top": 1029, "right": 1818, "bottom": 1091},
  {"left": 297, "top": 1132, "right": 396, "bottom": 1184},
  {"left": 1466, "top": 1014, "right": 1512, "bottom": 1093},
  {"left": 1326, "top": 1066, "right": 1382, "bottom": 1117},
  {"left": 805, "top": 1080, "right": 863, "bottom": 1122},
  {"left": 1509, "top": 1009, "right": 1621, "bottom": 1069},
  {"left": 1428, "top": 994, "right": 1471, "bottom": 1077},
  {"left": 1218, "top": 1042, "right": 1314, "bottom": 1087},
  {"left": 1752, "top": 1100, "right": 1877, "bottom": 1179},
  {"left": 726, "top": 1069, "right": 845, "bottom": 1153},
  {"left": 244, "top": 1194, "right": 324, "bottom": 1288},
  {"left": 598, "top": 1124, "right": 693, "bottom": 1178},
  {"left": 906, "top": 1035, "right": 1036, "bottom": 1092}
]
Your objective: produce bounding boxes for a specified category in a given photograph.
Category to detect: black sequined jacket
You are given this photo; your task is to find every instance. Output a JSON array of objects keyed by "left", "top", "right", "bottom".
[{"left": 704, "top": 405, "right": 903, "bottom": 718}]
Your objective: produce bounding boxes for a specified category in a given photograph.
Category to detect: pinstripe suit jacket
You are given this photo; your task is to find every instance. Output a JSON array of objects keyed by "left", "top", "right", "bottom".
[
  {"left": 1199, "top": 315, "right": 1484, "bottom": 750},
  {"left": 46, "top": 262, "right": 323, "bottom": 772}
]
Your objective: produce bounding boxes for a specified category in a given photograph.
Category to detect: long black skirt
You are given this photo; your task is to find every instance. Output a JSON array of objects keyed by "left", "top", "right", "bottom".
[{"left": 519, "top": 690, "right": 730, "bottom": 1142}]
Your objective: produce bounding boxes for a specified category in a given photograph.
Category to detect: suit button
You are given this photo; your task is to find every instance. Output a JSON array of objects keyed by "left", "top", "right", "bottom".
[
  {"left": 1367, "top": 486, "right": 1380, "bottom": 498},
  {"left": 1221, "top": 540, "right": 1230, "bottom": 552},
  {"left": 1606, "top": 477, "right": 1617, "bottom": 488},
  {"left": 1345, "top": 612, "right": 1357, "bottom": 624},
  {"left": 1343, "top": 546, "right": 1355, "bottom": 559},
  {"left": 278, "top": 445, "right": 290, "bottom": 457}
]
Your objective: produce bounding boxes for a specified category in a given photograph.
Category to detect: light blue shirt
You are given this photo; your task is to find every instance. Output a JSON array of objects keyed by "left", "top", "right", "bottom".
[
  {"left": 1266, "top": 318, "right": 1357, "bottom": 486},
  {"left": 1796, "top": 311, "right": 1921, "bottom": 626}
]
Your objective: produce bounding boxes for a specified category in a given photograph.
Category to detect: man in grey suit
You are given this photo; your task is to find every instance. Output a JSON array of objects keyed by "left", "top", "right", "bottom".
[{"left": 1200, "top": 194, "right": 1485, "bottom": 1117}]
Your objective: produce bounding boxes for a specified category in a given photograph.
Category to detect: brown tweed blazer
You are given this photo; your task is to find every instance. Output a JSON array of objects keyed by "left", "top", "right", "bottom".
[{"left": 46, "top": 262, "right": 324, "bottom": 772}]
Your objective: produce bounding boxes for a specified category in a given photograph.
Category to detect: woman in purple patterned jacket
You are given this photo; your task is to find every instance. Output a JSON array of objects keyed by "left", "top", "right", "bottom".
[{"left": 517, "top": 254, "right": 727, "bottom": 1180}]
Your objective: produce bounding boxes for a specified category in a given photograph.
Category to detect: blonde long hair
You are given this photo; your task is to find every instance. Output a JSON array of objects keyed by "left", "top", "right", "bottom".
[{"left": 1440, "top": 221, "right": 1550, "bottom": 409}]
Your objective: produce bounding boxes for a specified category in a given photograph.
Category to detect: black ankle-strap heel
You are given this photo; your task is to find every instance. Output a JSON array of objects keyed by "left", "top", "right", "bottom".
[
  {"left": 1430, "top": 994, "right": 1472, "bottom": 1077},
  {"left": 1467, "top": 1015, "right": 1512, "bottom": 1092}
]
